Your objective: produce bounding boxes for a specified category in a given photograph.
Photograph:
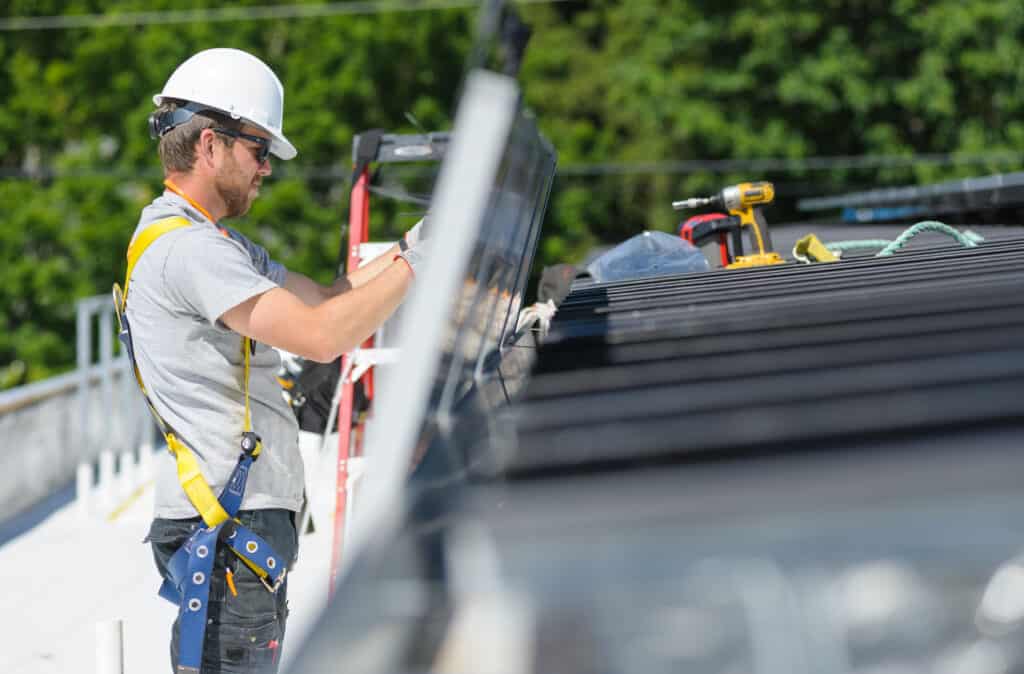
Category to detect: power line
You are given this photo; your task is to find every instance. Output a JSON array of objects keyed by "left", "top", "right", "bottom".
[
  {"left": 2, "top": 151, "right": 1021, "bottom": 181},
  {"left": 0, "top": 0, "right": 571, "bottom": 31},
  {"left": 329, "top": 150, "right": 1024, "bottom": 178},
  {"left": 555, "top": 151, "right": 1024, "bottom": 176}
]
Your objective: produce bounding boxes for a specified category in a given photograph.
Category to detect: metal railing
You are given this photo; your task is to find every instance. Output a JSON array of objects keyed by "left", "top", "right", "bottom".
[{"left": 0, "top": 295, "right": 155, "bottom": 521}]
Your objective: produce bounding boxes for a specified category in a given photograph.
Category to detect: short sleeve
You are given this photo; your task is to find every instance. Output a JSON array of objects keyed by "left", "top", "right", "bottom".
[
  {"left": 164, "top": 230, "right": 281, "bottom": 326},
  {"left": 223, "top": 227, "right": 288, "bottom": 286}
]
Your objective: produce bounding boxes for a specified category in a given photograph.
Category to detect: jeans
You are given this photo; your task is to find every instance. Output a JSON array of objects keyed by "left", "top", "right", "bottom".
[{"left": 147, "top": 509, "right": 299, "bottom": 674}]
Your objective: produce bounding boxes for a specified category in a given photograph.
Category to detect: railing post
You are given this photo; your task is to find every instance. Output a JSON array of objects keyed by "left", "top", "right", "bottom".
[
  {"left": 99, "top": 303, "right": 114, "bottom": 455},
  {"left": 99, "top": 450, "right": 116, "bottom": 514},
  {"left": 95, "top": 619, "right": 124, "bottom": 674},
  {"left": 76, "top": 462, "right": 93, "bottom": 520},
  {"left": 76, "top": 299, "right": 91, "bottom": 463}
]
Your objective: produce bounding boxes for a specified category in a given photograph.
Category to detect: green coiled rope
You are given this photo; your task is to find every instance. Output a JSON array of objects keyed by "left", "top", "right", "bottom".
[{"left": 826, "top": 221, "right": 984, "bottom": 257}]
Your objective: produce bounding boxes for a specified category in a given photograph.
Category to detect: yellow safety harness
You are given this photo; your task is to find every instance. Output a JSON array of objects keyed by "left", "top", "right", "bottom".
[
  {"left": 114, "top": 214, "right": 285, "bottom": 672},
  {"left": 113, "top": 216, "right": 263, "bottom": 528}
]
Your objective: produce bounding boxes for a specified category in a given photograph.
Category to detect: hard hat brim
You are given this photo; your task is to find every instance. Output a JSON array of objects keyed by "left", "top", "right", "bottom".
[
  {"left": 151, "top": 93, "right": 297, "bottom": 160},
  {"left": 269, "top": 134, "right": 297, "bottom": 161}
]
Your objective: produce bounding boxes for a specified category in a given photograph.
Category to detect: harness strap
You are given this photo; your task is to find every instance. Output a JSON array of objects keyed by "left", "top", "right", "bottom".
[
  {"left": 168, "top": 433, "right": 232, "bottom": 527},
  {"left": 124, "top": 217, "right": 192, "bottom": 292},
  {"left": 160, "top": 510, "right": 286, "bottom": 604},
  {"left": 242, "top": 336, "right": 262, "bottom": 457},
  {"left": 178, "top": 526, "right": 218, "bottom": 671},
  {"left": 116, "top": 216, "right": 233, "bottom": 528}
]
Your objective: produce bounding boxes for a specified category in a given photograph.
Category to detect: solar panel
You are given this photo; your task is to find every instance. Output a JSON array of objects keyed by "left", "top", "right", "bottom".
[{"left": 289, "top": 2, "right": 556, "bottom": 667}]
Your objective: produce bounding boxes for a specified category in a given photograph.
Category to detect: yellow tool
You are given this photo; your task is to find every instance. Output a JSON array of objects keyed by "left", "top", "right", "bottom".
[
  {"left": 673, "top": 181, "right": 785, "bottom": 268},
  {"left": 793, "top": 233, "right": 839, "bottom": 263}
]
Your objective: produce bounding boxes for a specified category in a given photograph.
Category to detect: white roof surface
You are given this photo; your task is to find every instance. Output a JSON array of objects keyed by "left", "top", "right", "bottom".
[{"left": 0, "top": 432, "right": 338, "bottom": 674}]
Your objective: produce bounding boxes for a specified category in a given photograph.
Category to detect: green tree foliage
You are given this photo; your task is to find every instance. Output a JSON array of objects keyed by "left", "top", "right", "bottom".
[
  {"left": 2, "top": 0, "right": 1024, "bottom": 386},
  {"left": 0, "top": 0, "right": 472, "bottom": 386},
  {"left": 522, "top": 0, "right": 1024, "bottom": 262}
]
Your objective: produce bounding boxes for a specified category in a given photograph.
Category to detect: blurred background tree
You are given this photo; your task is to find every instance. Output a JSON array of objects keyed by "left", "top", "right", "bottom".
[
  {"left": 2, "top": 0, "right": 1023, "bottom": 387},
  {"left": 522, "top": 0, "right": 1024, "bottom": 262}
]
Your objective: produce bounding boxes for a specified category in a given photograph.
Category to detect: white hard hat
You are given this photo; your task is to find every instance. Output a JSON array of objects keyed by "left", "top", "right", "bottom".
[{"left": 154, "top": 48, "right": 297, "bottom": 160}]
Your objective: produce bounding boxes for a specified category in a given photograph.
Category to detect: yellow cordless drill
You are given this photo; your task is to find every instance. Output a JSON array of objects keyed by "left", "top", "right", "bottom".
[{"left": 672, "top": 181, "right": 785, "bottom": 268}]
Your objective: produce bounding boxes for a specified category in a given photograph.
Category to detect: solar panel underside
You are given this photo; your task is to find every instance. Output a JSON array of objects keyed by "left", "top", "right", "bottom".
[{"left": 504, "top": 235, "right": 1024, "bottom": 475}]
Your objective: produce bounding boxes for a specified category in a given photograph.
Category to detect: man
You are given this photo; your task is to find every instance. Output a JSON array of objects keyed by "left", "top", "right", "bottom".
[{"left": 127, "top": 48, "right": 425, "bottom": 672}]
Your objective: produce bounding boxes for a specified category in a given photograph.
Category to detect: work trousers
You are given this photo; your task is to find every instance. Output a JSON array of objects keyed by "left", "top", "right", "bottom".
[{"left": 147, "top": 509, "right": 299, "bottom": 674}]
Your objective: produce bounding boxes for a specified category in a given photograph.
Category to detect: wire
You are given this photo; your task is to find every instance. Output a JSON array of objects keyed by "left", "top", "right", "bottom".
[
  {"left": 0, "top": 0, "right": 572, "bottom": 31},
  {"left": 2, "top": 151, "right": 1020, "bottom": 181},
  {"left": 555, "top": 151, "right": 1024, "bottom": 176}
]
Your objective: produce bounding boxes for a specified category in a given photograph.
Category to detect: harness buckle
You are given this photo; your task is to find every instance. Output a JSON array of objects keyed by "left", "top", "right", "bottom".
[
  {"left": 240, "top": 431, "right": 262, "bottom": 457},
  {"left": 260, "top": 568, "right": 287, "bottom": 594}
]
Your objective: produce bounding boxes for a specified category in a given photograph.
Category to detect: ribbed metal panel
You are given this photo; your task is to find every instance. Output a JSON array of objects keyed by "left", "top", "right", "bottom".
[{"left": 506, "top": 236, "right": 1024, "bottom": 475}]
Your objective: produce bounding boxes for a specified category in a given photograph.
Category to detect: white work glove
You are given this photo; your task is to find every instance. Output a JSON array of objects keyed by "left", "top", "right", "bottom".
[
  {"left": 396, "top": 243, "right": 426, "bottom": 277},
  {"left": 403, "top": 214, "right": 430, "bottom": 249}
]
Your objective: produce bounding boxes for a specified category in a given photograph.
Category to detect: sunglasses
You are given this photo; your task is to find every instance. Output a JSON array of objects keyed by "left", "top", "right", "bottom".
[{"left": 213, "top": 127, "right": 272, "bottom": 164}]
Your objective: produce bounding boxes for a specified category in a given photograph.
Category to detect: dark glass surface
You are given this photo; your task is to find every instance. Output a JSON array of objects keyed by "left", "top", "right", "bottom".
[{"left": 404, "top": 104, "right": 555, "bottom": 487}]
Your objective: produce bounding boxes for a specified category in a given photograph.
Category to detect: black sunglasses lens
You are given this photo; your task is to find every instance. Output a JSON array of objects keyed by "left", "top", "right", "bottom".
[
  {"left": 215, "top": 128, "right": 270, "bottom": 162},
  {"left": 245, "top": 134, "right": 270, "bottom": 163}
]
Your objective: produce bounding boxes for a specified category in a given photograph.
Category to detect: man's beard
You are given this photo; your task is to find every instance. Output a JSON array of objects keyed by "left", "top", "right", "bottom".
[{"left": 215, "top": 173, "right": 252, "bottom": 218}]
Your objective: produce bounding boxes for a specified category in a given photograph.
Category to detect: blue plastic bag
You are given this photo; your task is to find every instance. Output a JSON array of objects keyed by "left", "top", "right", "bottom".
[{"left": 586, "top": 231, "right": 709, "bottom": 283}]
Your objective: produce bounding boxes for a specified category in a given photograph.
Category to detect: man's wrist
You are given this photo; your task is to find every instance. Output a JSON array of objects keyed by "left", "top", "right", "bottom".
[
  {"left": 395, "top": 246, "right": 423, "bottom": 277},
  {"left": 394, "top": 253, "right": 415, "bottom": 277}
]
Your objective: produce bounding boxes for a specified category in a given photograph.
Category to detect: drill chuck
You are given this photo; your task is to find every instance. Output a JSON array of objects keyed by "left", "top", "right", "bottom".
[
  {"left": 673, "top": 182, "right": 774, "bottom": 211},
  {"left": 672, "top": 196, "right": 718, "bottom": 211}
]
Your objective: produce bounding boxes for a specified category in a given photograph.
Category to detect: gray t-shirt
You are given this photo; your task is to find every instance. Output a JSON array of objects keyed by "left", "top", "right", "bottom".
[{"left": 127, "top": 191, "right": 303, "bottom": 518}]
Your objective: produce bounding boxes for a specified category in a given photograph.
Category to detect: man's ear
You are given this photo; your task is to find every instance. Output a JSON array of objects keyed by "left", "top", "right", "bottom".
[{"left": 196, "top": 128, "right": 219, "bottom": 169}]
